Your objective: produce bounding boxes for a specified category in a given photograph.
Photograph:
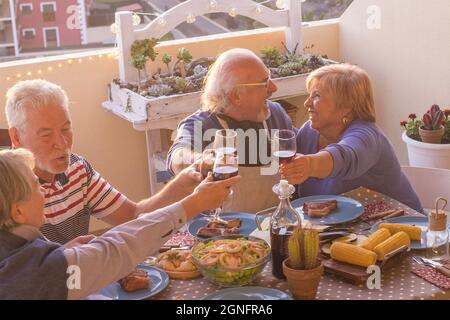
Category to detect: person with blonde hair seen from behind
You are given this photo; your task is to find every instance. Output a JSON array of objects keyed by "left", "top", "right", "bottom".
[
  {"left": 0, "top": 148, "right": 239, "bottom": 299},
  {"left": 5, "top": 79, "right": 207, "bottom": 245},
  {"left": 280, "top": 63, "right": 422, "bottom": 212}
]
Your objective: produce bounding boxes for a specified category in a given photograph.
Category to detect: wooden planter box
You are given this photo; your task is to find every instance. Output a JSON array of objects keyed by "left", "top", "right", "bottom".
[{"left": 103, "top": 73, "right": 309, "bottom": 130}]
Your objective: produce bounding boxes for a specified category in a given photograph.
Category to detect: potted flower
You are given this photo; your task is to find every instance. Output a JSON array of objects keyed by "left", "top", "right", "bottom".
[
  {"left": 282, "top": 228, "right": 323, "bottom": 300},
  {"left": 401, "top": 105, "right": 450, "bottom": 169},
  {"left": 419, "top": 104, "right": 445, "bottom": 143}
]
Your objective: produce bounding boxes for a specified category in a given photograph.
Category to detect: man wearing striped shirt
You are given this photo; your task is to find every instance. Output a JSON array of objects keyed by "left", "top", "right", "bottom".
[{"left": 5, "top": 79, "right": 204, "bottom": 244}]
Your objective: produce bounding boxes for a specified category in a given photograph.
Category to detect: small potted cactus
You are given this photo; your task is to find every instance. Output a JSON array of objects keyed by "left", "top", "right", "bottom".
[
  {"left": 418, "top": 104, "right": 445, "bottom": 144},
  {"left": 282, "top": 227, "right": 323, "bottom": 300}
]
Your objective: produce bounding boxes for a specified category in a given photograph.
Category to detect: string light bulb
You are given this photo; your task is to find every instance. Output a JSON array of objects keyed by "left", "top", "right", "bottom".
[
  {"left": 47, "top": 66, "right": 53, "bottom": 71},
  {"left": 276, "top": 0, "right": 285, "bottom": 9},
  {"left": 209, "top": 0, "right": 217, "bottom": 10},
  {"left": 37, "top": 69, "right": 42, "bottom": 74},
  {"left": 88, "top": 56, "right": 93, "bottom": 60},
  {"left": 132, "top": 13, "right": 141, "bottom": 26},
  {"left": 157, "top": 16, "right": 167, "bottom": 27},
  {"left": 16, "top": 73, "right": 22, "bottom": 78},
  {"left": 6, "top": 76, "right": 11, "bottom": 81},
  {"left": 186, "top": 14, "right": 196, "bottom": 24},
  {"left": 67, "top": 59, "right": 73, "bottom": 65},
  {"left": 78, "top": 58, "right": 83, "bottom": 63},
  {"left": 110, "top": 23, "right": 117, "bottom": 34},
  {"left": 229, "top": 7, "right": 238, "bottom": 17},
  {"left": 26, "top": 71, "right": 32, "bottom": 76},
  {"left": 58, "top": 63, "right": 63, "bottom": 68}
]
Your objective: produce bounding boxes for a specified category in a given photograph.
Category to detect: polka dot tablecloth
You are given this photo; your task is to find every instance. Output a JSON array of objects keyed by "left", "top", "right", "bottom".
[{"left": 150, "top": 187, "right": 450, "bottom": 300}]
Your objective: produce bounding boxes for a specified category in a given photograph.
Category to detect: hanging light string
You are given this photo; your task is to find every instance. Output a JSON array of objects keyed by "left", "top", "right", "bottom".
[
  {"left": 4, "top": 53, "right": 116, "bottom": 82},
  {"left": 5, "top": 1, "right": 306, "bottom": 81},
  {"left": 109, "top": 0, "right": 289, "bottom": 34}
]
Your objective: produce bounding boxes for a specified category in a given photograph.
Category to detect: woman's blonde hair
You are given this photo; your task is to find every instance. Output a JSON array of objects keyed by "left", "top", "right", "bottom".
[
  {"left": 306, "top": 63, "right": 376, "bottom": 122},
  {"left": 5, "top": 79, "right": 69, "bottom": 131},
  {"left": 0, "top": 149, "right": 35, "bottom": 230}
]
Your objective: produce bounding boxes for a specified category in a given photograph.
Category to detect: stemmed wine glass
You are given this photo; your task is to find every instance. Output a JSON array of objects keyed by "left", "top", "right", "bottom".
[
  {"left": 272, "top": 129, "right": 296, "bottom": 164},
  {"left": 206, "top": 129, "right": 238, "bottom": 222},
  {"left": 209, "top": 152, "right": 239, "bottom": 222},
  {"left": 213, "top": 129, "right": 237, "bottom": 156}
]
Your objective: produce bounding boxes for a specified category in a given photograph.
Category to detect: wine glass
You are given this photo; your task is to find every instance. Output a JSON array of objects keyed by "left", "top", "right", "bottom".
[
  {"left": 213, "top": 129, "right": 237, "bottom": 156},
  {"left": 272, "top": 129, "right": 296, "bottom": 164},
  {"left": 209, "top": 152, "right": 239, "bottom": 222}
]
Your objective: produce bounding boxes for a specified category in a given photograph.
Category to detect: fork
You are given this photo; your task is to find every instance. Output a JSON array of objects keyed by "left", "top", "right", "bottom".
[{"left": 412, "top": 256, "right": 450, "bottom": 277}]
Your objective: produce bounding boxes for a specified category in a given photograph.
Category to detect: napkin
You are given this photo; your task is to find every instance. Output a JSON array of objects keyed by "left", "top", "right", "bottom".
[{"left": 411, "top": 260, "right": 450, "bottom": 290}]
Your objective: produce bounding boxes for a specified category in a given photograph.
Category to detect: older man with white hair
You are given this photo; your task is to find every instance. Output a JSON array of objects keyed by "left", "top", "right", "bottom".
[
  {"left": 167, "top": 48, "right": 296, "bottom": 213},
  {"left": 4, "top": 79, "right": 223, "bottom": 244}
]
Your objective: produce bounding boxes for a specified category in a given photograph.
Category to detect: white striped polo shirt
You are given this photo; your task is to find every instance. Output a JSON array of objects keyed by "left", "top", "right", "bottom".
[{"left": 40, "top": 154, "right": 126, "bottom": 244}]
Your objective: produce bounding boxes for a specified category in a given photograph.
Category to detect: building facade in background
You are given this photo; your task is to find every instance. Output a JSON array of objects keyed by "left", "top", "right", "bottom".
[{"left": 0, "top": 0, "right": 91, "bottom": 58}]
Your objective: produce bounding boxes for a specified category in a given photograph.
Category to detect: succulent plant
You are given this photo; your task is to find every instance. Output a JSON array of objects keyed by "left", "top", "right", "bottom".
[
  {"left": 146, "top": 83, "right": 173, "bottom": 97},
  {"left": 422, "top": 104, "right": 444, "bottom": 130},
  {"left": 130, "top": 38, "right": 159, "bottom": 88},
  {"left": 172, "top": 48, "right": 193, "bottom": 78},
  {"left": 162, "top": 53, "right": 172, "bottom": 73},
  {"left": 177, "top": 48, "right": 193, "bottom": 64},
  {"left": 174, "top": 77, "right": 188, "bottom": 92},
  {"left": 261, "top": 47, "right": 284, "bottom": 67},
  {"left": 287, "top": 227, "right": 320, "bottom": 270}
]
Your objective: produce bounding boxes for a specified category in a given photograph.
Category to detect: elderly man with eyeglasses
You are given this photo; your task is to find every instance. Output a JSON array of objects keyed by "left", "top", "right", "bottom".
[{"left": 167, "top": 48, "right": 296, "bottom": 213}]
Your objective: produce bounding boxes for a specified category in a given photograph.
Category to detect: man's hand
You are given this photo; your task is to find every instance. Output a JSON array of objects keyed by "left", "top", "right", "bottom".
[
  {"left": 198, "top": 149, "right": 215, "bottom": 178},
  {"left": 63, "top": 234, "right": 96, "bottom": 249},
  {"left": 279, "top": 155, "right": 312, "bottom": 185},
  {"left": 181, "top": 173, "right": 241, "bottom": 219},
  {"left": 170, "top": 162, "right": 203, "bottom": 196}
]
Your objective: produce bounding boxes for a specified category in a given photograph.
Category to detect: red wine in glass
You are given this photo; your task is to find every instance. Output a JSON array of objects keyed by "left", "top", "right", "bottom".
[
  {"left": 273, "top": 150, "right": 296, "bottom": 164},
  {"left": 213, "top": 165, "right": 239, "bottom": 181}
]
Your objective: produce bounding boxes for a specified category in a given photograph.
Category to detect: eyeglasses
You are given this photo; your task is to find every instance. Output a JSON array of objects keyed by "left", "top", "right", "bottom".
[{"left": 236, "top": 74, "right": 272, "bottom": 88}]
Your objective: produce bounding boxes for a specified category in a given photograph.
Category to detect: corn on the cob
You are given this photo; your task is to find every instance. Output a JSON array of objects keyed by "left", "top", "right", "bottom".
[
  {"left": 361, "top": 228, "right": 391, "bottom": 251},
  {"left": 330, "top": 242, "right": 377, "bottom": 267},
  {"left": 373, "top": 231, "right": 410, "bottom": 260},
  {"left": 378, "top": 223, "right": 421, "bottom": 241}
]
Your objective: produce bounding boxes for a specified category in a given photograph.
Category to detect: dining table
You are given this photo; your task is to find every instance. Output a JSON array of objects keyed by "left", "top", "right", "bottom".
[{"left": 149, "top": 187, "right": 450, "bottom": 300}]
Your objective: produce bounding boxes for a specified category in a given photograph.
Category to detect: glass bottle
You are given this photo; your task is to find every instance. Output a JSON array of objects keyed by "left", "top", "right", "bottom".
[
  {"left": 270, "top": 179, "right": 302, "bottom": 279},
  {"left": 426, "top": 197, "right": 449, "bottom": 261}
]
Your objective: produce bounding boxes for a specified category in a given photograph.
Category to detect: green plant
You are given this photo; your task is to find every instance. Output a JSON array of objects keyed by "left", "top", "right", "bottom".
[
  {"left": 176, "top": 47, "right": 193, "bottom": 64},
  {"left": 162, "top": 53, "right": 172, "bottom": 73},
  {"left": 444, "top": 109, "right": 450, "bottom": 142},
  {"left": 400, "top": 113, "right": 422, "bottom": 141},
  {"left": 130, "top": 38, "right": 158, "bottom": 87},
  {"left": 401, "top": 105, "right": 450, "bottom": 143},
  {"left": 287, "top": 227, "right": 320, "bottom": 270},
  {"left": 260, "top": 47, "right": 283, "bottom": 67},
  {"left": 173, "top": 48, "right": 193, "bottom": 77}
]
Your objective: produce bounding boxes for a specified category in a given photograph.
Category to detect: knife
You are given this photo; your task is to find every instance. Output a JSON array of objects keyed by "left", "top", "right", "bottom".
[{"left": 420, "top": 257, "right": 450, "bottom": 277}]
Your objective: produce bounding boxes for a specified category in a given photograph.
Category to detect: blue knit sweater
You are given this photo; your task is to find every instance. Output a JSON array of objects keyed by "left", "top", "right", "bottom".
[{"left": 0, "top": 230, "right": 68, "bottom": 299}]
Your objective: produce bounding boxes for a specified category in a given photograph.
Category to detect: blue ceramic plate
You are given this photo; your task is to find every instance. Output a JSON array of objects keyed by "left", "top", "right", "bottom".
[
  {"left": 291, "top": 195, "right": 364, "bottom": 225},
  {"left": 188, "top": 212, "right": 256, "bottom": 239},
  {"left": 97, "top": 265, "right": 169, "bottom": 300},
  {"left": 370, "top": 216, "right": 450, "bottom": 250},
  {"left": 201, "top": 286, "right": 293, "bottom": 300}
]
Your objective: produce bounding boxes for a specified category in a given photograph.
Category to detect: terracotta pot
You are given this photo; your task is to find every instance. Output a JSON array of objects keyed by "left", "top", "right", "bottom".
[
  {"left": 282, "top": 259, "right": 323, "bottom": 300},
  {"left": 419, "top": 126, "right": 444, "bottom": 144}
]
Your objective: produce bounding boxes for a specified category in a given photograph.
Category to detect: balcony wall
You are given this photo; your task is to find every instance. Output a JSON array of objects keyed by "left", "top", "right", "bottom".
[
  {"left": 0, "top": 22, "right": 339, "bottom": 201},
  {"left": 340, "top": 0, "right": 450, "bottom": 164}
]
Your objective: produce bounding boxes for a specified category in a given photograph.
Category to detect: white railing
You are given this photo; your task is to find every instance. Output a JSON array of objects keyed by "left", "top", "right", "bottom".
[{"left": 115, "top": 0, "right": 302, "bottom": 82}]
